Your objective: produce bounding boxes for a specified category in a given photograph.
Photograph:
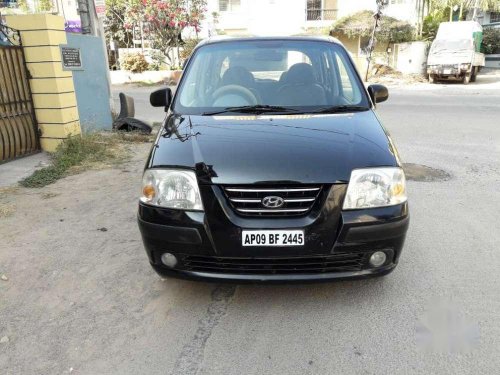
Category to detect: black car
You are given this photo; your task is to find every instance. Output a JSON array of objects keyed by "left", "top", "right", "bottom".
[{"left": 138, "top": 36, "right": 409, "bottom": 283}]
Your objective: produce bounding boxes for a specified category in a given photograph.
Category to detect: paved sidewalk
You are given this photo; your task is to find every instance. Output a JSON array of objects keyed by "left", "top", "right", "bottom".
[{"left": 0, "top": 153, "right": 51, "bottom": 188}]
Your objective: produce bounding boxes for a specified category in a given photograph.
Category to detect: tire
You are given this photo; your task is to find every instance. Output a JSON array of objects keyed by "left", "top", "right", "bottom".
[
  {"left": 428, "top": 74, "right": 435, "bottom": 84},
  {"left": 470, "top": 67, "right": 477, "bottom": 82},
  {"left": 463, "top": 73, "right": 470, "bottom": 85},
  {"left": 114, "top": 117, "right": 152, "bottom": 133}
]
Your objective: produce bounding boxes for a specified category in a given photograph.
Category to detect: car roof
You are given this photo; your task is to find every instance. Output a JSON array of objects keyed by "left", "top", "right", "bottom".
[{"left": 197, "top": 35, "right": 344, "bottom": 48}]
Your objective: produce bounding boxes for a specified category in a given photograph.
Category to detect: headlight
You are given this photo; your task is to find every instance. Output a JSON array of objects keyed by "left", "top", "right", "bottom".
[
  {"left": 140, "top": 169, "right": 203, "bottom": 210},
  {"left": 459, "top": 63, "right": 470, "bottom": 70},
  {"left": 343, "top": 167, "right": 407, "bottom": 210}
]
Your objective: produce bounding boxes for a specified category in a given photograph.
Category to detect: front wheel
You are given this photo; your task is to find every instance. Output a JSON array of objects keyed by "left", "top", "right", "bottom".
[
  {"left": 428, "top": 74, "right": 436, "bottom": 84},
  {"left": 463, "top": 73, "right": 470, "bottom": 85},
  {"left": 470, "top": 67, "right": 477, "bottom": 82}
]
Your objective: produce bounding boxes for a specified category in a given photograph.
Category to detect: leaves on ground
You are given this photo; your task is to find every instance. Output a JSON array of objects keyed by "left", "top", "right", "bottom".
[{"left": 0, "top": 203, "right": 16, "bottom": 218}]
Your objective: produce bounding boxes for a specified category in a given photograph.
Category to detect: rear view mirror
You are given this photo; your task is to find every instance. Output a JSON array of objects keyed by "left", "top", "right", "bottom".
[
  {"left": 367, "top": 84, "right": 389, "bottom": 104},
  {"left": 253, "top": 50, "right": 286, "bottom": 61},
  {"left": 150, "top": 88, "right": 173, "bottom": 111}
]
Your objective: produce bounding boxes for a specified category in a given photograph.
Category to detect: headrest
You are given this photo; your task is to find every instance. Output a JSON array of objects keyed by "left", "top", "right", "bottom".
[
  {"left": 221, "top": 66, "right": 255, "bottom": 86},
  {"left": 283, "top": 63, "right": 315, "bottom": 85}
]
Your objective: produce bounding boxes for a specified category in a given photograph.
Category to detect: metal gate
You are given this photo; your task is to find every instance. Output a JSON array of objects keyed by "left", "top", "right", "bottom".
[{"left": 0, "top": 23, "right": 39, "bottom": 163}]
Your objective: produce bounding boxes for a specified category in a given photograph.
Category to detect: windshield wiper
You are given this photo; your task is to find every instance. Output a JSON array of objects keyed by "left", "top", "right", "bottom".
[
  {"left": 202, "top": 105, "right": 300, "bottom": 116},
  {"left": 312, "top": 105, "right": 370, "bottom": 114}
]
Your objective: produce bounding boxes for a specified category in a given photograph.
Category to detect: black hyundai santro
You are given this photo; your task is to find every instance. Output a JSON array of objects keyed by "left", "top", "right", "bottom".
[{"left": 138, "top": 36, "right": 409, "bottom": 283}]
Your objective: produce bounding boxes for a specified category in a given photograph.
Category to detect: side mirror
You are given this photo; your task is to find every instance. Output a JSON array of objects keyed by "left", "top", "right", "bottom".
[
  {"left": 367, "top": 84, "right": 389, "bottom": 104},
  {"left": 150, "top": 88, "right": 172, "bottom": 111}
]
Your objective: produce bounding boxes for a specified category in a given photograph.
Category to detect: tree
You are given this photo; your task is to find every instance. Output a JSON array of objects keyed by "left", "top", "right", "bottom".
[
  {"left": 38, "top": 0, "right": 53, "bottom": 12},
  {"left": 422, "top": 7, "right": 449, "bottom": 40},
  {"left": 421, "top": 0, "right": 500, "bottom": 26},
  {"left": 17, "top": 0, "right": 30, "bottom": 12},
  {"left": 420, "top": 0, "right": 500, "bottom": 40},
  {"left": 104, "top": 0, "right": 136, "bottom": 48},
  {"left": 331, "top": 11, "right": 415, "bottom": 44},
  {"left": 482, "top": 27, "right": 500, "bottom": 54},
  {"left": 124, "top": 0, "right": 207, "bottom": 67}
]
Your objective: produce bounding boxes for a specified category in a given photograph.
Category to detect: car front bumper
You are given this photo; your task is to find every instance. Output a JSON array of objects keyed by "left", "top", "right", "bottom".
[
  {"left": 427, "top": 65, "right": 468, "bottom": 78},
  {"left": 138, "top": 200, "right": 409, "bottom": 283}
]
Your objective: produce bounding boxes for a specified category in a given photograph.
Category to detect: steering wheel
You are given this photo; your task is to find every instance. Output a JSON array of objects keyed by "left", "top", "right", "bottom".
[{"left": 211, "top": 85, "right": 258, "bottom": 106}]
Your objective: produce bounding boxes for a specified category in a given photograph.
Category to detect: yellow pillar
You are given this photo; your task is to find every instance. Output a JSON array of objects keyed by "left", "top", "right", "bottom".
[{"left": 5, "top": 14, "right": 81, "bottom": 152}]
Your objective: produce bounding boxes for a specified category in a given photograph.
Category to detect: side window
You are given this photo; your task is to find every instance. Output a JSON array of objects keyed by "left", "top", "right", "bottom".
[
  {"left": 180, "top": 52, "right": 220, "bottom": 107},
  {"left": 335, "top": 54, "right": 359, "bottom": 104},
  {"left": 219, "top": 0, "right": 241, "bottom": 12}
]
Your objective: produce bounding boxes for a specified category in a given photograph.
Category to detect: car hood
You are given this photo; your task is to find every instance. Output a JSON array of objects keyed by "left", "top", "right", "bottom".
[{"left": 148, "top": 111, "right": 400, "bottom": 184}]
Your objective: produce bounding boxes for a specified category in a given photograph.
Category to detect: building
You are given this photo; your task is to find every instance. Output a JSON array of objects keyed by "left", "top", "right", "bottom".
[
  {"left": 0, "top": 0, "right": 81, "bottom": 31},
  {"left": 468, "top": 10, "right": 500, "bottom": 69},
  {"left": 468, "top": 9, "right": 500, "bottom": 28},
  {"left": 203, "top": 0, "right": 421, "bottom": 37}
]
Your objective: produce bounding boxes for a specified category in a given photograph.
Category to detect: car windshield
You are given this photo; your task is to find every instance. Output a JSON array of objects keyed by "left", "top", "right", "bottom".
[{"left": 174, "top": 39, "right": 369, "bottom": 115}]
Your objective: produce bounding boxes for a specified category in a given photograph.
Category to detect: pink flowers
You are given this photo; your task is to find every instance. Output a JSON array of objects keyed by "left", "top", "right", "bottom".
[{"left": 123, "top": 0, "right": 206, "bottom": 41}]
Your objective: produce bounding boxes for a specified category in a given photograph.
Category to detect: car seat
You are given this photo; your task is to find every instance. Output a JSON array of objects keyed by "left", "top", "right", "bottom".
[{"left": 277, "top": 63, "right": 327, "bottom": 106}]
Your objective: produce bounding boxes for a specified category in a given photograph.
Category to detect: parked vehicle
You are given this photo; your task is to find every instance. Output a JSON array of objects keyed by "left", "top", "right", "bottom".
[
  {"left": 427, "top": 21, "right": 485, "bottom": 84},
  {"left": 138, "top": 36, "right": 409, "bottom": 283}
]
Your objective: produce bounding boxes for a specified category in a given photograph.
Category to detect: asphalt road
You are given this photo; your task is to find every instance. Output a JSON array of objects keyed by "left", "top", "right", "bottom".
[{"left": 1, "top": 74, "right": 500, "bottom": 374}]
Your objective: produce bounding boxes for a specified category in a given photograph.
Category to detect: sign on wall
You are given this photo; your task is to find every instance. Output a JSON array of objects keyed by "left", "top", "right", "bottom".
[
  {"left": 94, "top": 0, "right": 106, "bottom": 18},
  {"left": 65, "top": 20, "right": 82, "bottom": 34},
  {"left": 61, "top": 47, "right": 83, "bottom": 70}
]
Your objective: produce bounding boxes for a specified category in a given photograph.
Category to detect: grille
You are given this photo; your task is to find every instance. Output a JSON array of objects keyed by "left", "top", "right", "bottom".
[
  {"left": 181, "top": 253, "right": 365, "bottom": 275},
  {"left": 222, "top": 185, "right": 323, "bottom": 217}
]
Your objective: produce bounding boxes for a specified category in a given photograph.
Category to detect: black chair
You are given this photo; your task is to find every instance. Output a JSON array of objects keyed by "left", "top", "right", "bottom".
[{"left": 113, "top": 93, "right": 152, "bottom": 133}]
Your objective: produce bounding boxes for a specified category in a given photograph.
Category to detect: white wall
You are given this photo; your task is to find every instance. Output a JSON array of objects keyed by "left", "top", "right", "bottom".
[
  {"left": 337, "top": 0, "right": 419, "bottom": 25},
  {"left": 55, "top": 0, "right": 80, "bottom": 20},
  {"left": 384, "top": 2, "right": 418, "bottom": 25},
  {"left": 203, "top": 0, "right": 419, "bottom": 37},
  {"left": 206, "top": 0, "right": 306, "bottom": 36},
  {"left": 394, "top": 41, "right": 428, "bottom": 74},
  {"left": 336, "top": 0, "right": 374, "bottom": 19}
]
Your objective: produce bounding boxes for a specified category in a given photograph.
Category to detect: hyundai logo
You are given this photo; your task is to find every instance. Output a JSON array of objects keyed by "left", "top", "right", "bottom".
[{"left": 262, "top": 196, "right": 284, "bottom": 208}]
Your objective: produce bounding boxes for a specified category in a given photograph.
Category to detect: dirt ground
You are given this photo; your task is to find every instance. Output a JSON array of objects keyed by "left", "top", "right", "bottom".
[{"left": 0, "top": 144, "right": 171, "bottom": 374}]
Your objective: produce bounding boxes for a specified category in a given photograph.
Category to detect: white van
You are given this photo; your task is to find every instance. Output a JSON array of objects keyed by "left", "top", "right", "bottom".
[{"left": 427, "top": 21, "right": 485, "bottom": 84}]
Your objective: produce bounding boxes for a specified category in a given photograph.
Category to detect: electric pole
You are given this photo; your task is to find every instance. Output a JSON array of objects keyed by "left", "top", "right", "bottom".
[
  {"left": 472, "top": 0, "right": 480, "bottom": 20},
  {"left": 365, "top": 0, "right": 388, "bottom": 82}
]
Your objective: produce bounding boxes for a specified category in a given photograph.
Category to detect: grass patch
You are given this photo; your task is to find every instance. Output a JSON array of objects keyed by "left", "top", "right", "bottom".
[
  {"left": 0, "top": 186, "right": 20, "bottom": 196},
  {"left": 19, "top": 131, "right": 152, "bottom": 188}
]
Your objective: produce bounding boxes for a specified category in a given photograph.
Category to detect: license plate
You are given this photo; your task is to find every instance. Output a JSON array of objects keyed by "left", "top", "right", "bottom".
[
  {"left": 242, "top": 230, "right": 304, "bottom": 247},
  {"left": 443, "top": 69, "right": 451, "bottom": 74}
]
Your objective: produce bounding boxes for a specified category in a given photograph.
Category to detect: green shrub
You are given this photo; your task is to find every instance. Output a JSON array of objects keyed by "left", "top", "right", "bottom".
[
  {"left": 180, "top": 39, "right": 201, "bottom": 61},
  {"left": 482, "top": 27, "right": 500, "bottom": 54},
  {"left": 20, "top": 133, "right": 122, "bottom": 188},
  {"left": 149, "top": 50, "right": 166, "bottom": 71},
  {"left": 121, "top": 53, "right": 149, "bottom": 73}
]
